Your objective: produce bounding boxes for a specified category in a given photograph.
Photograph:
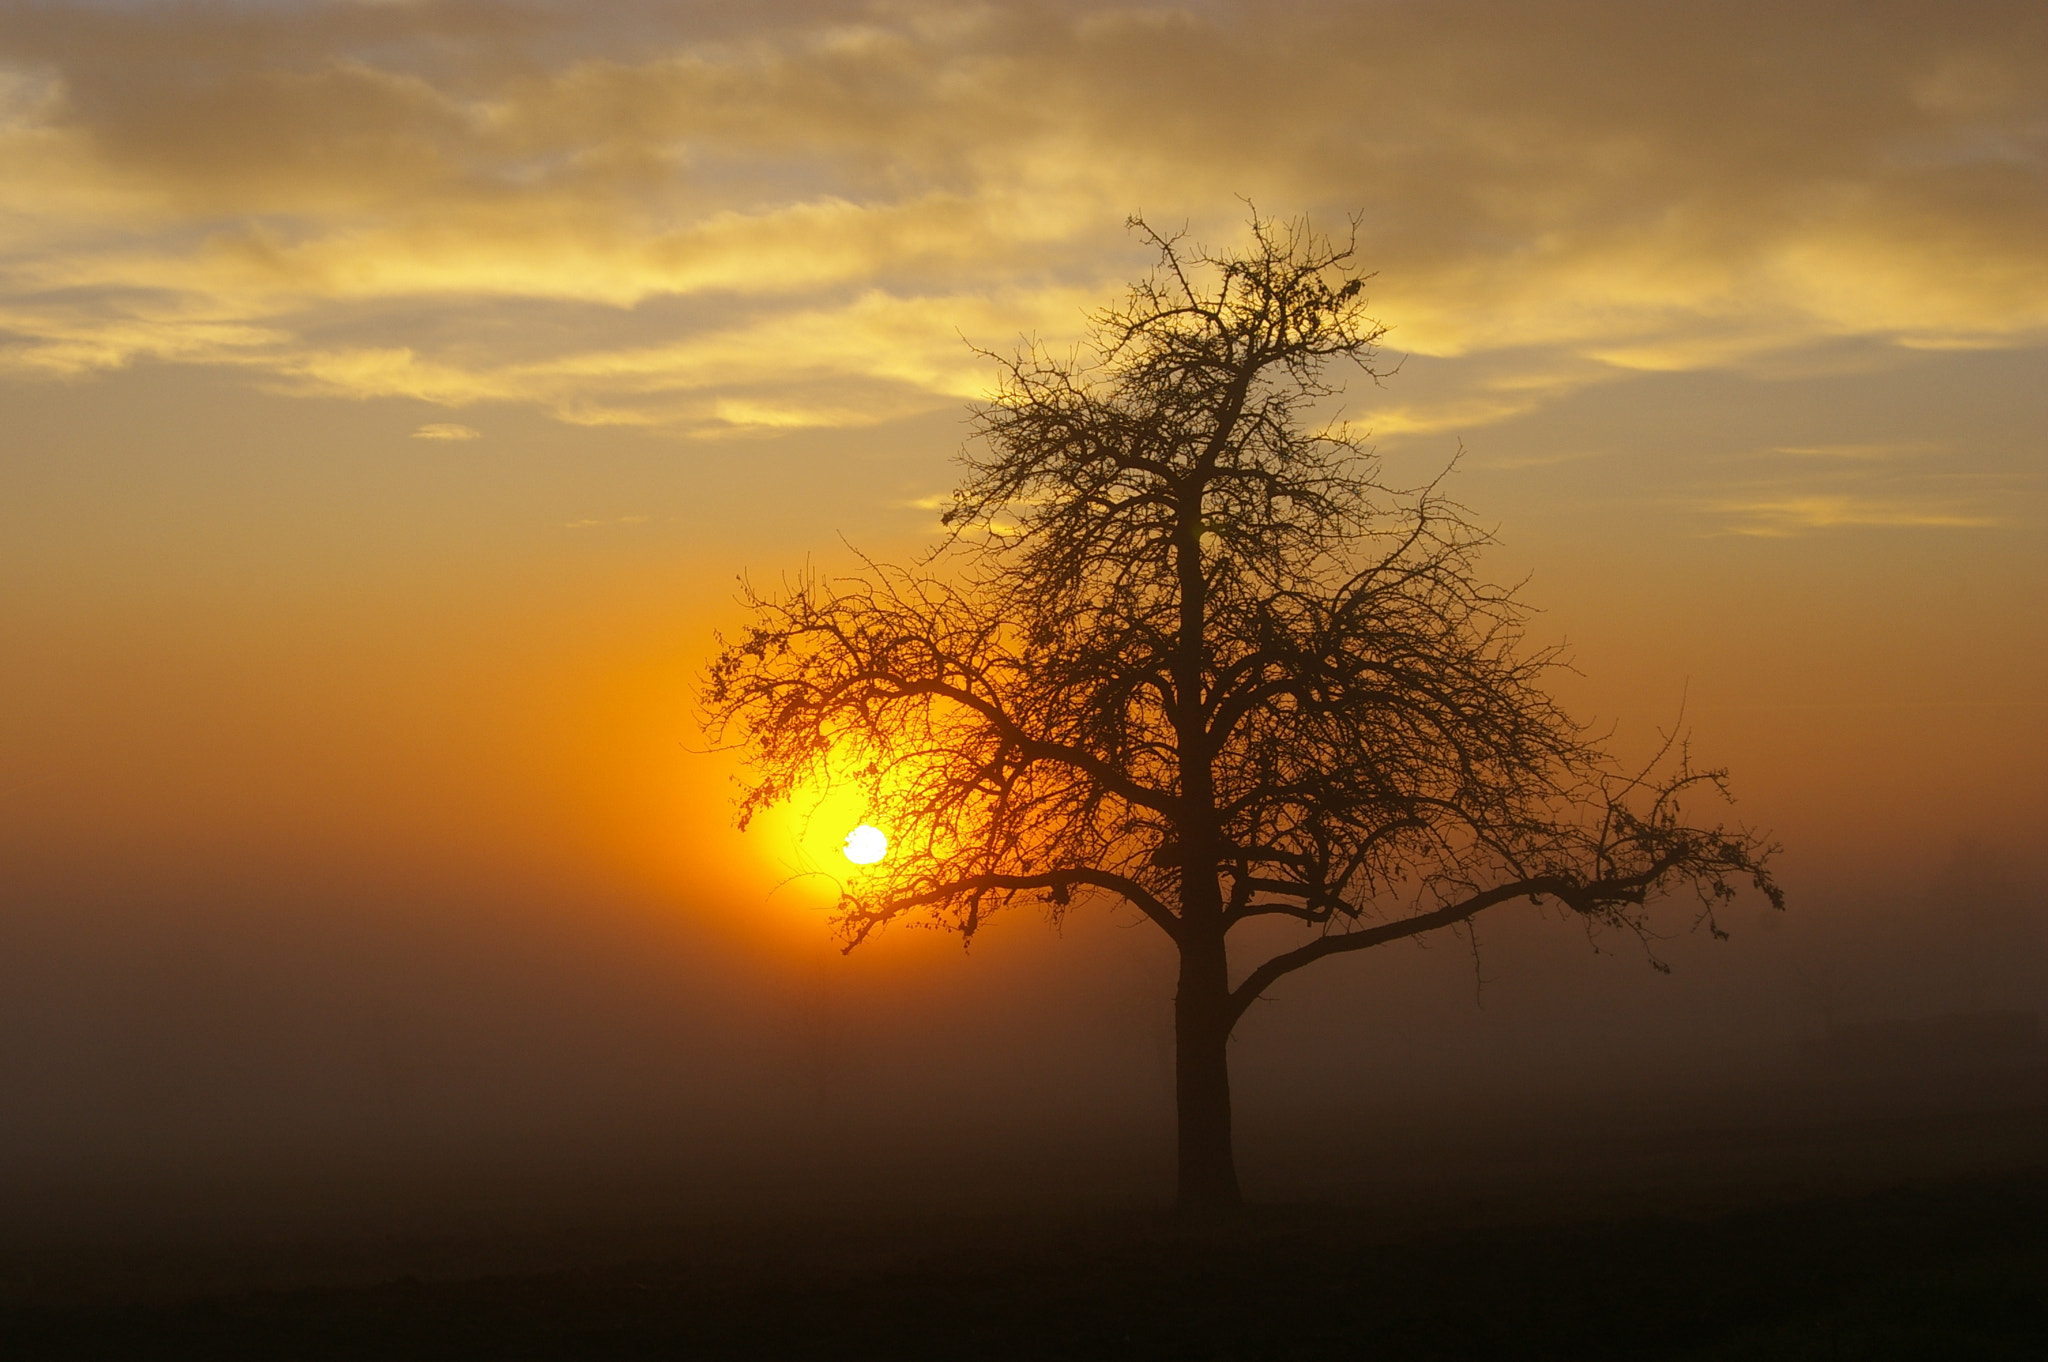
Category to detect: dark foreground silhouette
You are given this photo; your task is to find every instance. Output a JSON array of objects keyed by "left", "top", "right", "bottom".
[{"left": 8, "top": 1167, "right": 2046, "bottom": 1360}]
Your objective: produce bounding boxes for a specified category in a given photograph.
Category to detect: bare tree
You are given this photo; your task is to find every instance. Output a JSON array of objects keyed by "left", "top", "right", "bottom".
[{"left": 704, "top": 214, "right": 1781, "bottom": 1215}]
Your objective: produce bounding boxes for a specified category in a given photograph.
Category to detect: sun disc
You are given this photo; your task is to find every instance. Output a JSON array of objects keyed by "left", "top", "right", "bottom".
[{"left": 842, "top": 823, "right": 888, "bottom": 865}]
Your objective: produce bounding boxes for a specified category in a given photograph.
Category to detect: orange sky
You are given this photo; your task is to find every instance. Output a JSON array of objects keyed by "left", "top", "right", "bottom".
[{"left": 1, "top": 0, "right": 2044, "bottom": 1225}]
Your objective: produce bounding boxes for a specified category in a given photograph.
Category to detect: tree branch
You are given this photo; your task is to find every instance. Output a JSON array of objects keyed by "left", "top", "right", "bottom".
[
  {"left": 865, "top": 868, "right": 1182, "bottom": 944},
  {"left": 1224, "top": 865, "right": 1685, "bottom": 1029},
  {"left": 881, "top": 677, "right": 1179, "bottom": 817}
]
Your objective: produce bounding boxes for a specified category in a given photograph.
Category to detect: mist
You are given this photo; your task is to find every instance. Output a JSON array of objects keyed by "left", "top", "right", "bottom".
[{"left": 6, "top": 764, "right": 2042, "bottom": 1248}]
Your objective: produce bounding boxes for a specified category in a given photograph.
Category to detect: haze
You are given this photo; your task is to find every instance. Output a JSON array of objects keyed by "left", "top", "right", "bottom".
[{"left": 2, "top": 0, "right": 2044, "bottom": 1248}]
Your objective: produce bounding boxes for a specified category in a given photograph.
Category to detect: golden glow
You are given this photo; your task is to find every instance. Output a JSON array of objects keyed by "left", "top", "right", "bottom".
[
  {"left": 842, "top": 824, "right": 888, "bottom": 866},
  {"left": 4, "top": 6, "right": 2046, "bottom": 439}
]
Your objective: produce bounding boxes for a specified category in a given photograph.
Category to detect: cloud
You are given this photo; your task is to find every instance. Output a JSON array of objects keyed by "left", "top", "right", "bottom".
[
  {"left": 563, "top": 514, "right": 651, "bottom": 529},
  {"left": 222, "top": 284, "right": 1096, "bottom": 431},
  {"left": 411, "top": 422, "right": 480, "bottom": 439},
  {"left": 1771, "top": 443, "right": 1942, "bottom": 461},
  {"left": 1695, "top": 432, "right": 2024, "bottom": 535},
  {"left": 0, "top": 1, "right": 2043, "bottom": 433},
  {"left": 1706, "top": 495, "right": 2001, "bottom": 536}
]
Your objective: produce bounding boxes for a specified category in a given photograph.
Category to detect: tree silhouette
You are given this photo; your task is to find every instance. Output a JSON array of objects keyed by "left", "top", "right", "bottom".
[{"left": 705, "top": 214, "right": 1781, "bottom": 1215}]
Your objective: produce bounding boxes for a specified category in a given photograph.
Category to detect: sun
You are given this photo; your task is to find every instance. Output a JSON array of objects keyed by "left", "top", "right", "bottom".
[{"left": 842, "top": 823, "right": 888, "bottom": 865}]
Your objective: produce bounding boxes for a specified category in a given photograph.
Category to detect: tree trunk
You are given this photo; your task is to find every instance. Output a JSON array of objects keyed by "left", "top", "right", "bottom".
[{"left": 1174, "top": 930, "right": 1242, "bottom": 1216}]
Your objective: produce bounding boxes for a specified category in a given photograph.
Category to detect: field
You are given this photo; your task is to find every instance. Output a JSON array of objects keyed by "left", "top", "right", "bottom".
[{"left": 9, "top": 1160, "right": 2046, "bottom": 1359}]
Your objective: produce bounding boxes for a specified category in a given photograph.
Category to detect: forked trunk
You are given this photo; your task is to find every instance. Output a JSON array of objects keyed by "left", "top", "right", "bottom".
[{"left": 1174, "top": 932, "right": 1242, "bottom": 1215}]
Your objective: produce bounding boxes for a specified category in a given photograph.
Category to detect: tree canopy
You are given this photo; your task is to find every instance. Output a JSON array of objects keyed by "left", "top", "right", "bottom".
[{"left": 704, "top": 213, "right": 1780, "bottom": 1213}]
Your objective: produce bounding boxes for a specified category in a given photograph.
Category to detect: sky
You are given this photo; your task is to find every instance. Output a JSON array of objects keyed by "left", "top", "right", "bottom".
[{"left": 2, "top": 0, "right": 2045, "bottom": 1236}]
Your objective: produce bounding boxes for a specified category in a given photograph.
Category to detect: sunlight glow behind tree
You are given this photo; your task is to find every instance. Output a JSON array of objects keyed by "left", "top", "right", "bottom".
[{"left": 842, "top": 824, "right": 889, "bottom": 866}]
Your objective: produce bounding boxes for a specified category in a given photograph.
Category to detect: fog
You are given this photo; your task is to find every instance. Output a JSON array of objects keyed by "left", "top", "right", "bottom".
[{"left": 5, "top": 797, "right": 2042, "bottom": 1250}]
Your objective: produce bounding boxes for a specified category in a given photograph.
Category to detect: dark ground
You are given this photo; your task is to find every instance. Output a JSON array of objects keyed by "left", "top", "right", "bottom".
[
  {"left": 5, "top": 1164, "right": 2046, "bottom": 1360},
  {"left": 7, "top": 1071, "right": 2048, "bottom": 1360}
]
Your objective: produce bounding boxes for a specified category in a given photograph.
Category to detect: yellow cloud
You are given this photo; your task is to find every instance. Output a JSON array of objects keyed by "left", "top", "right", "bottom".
[
  {"left": 0, "top": 2, "right": 2043, "bottom": 434},
  {"left": 231, "top": 286, "right": 1098, "bottom": 432},
  {"left": 1771, "top": 443, "right": 1940, "bottom": 461},
  {"left": 1707, "top": 496, "right": 2000, "bottom": 536}
]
